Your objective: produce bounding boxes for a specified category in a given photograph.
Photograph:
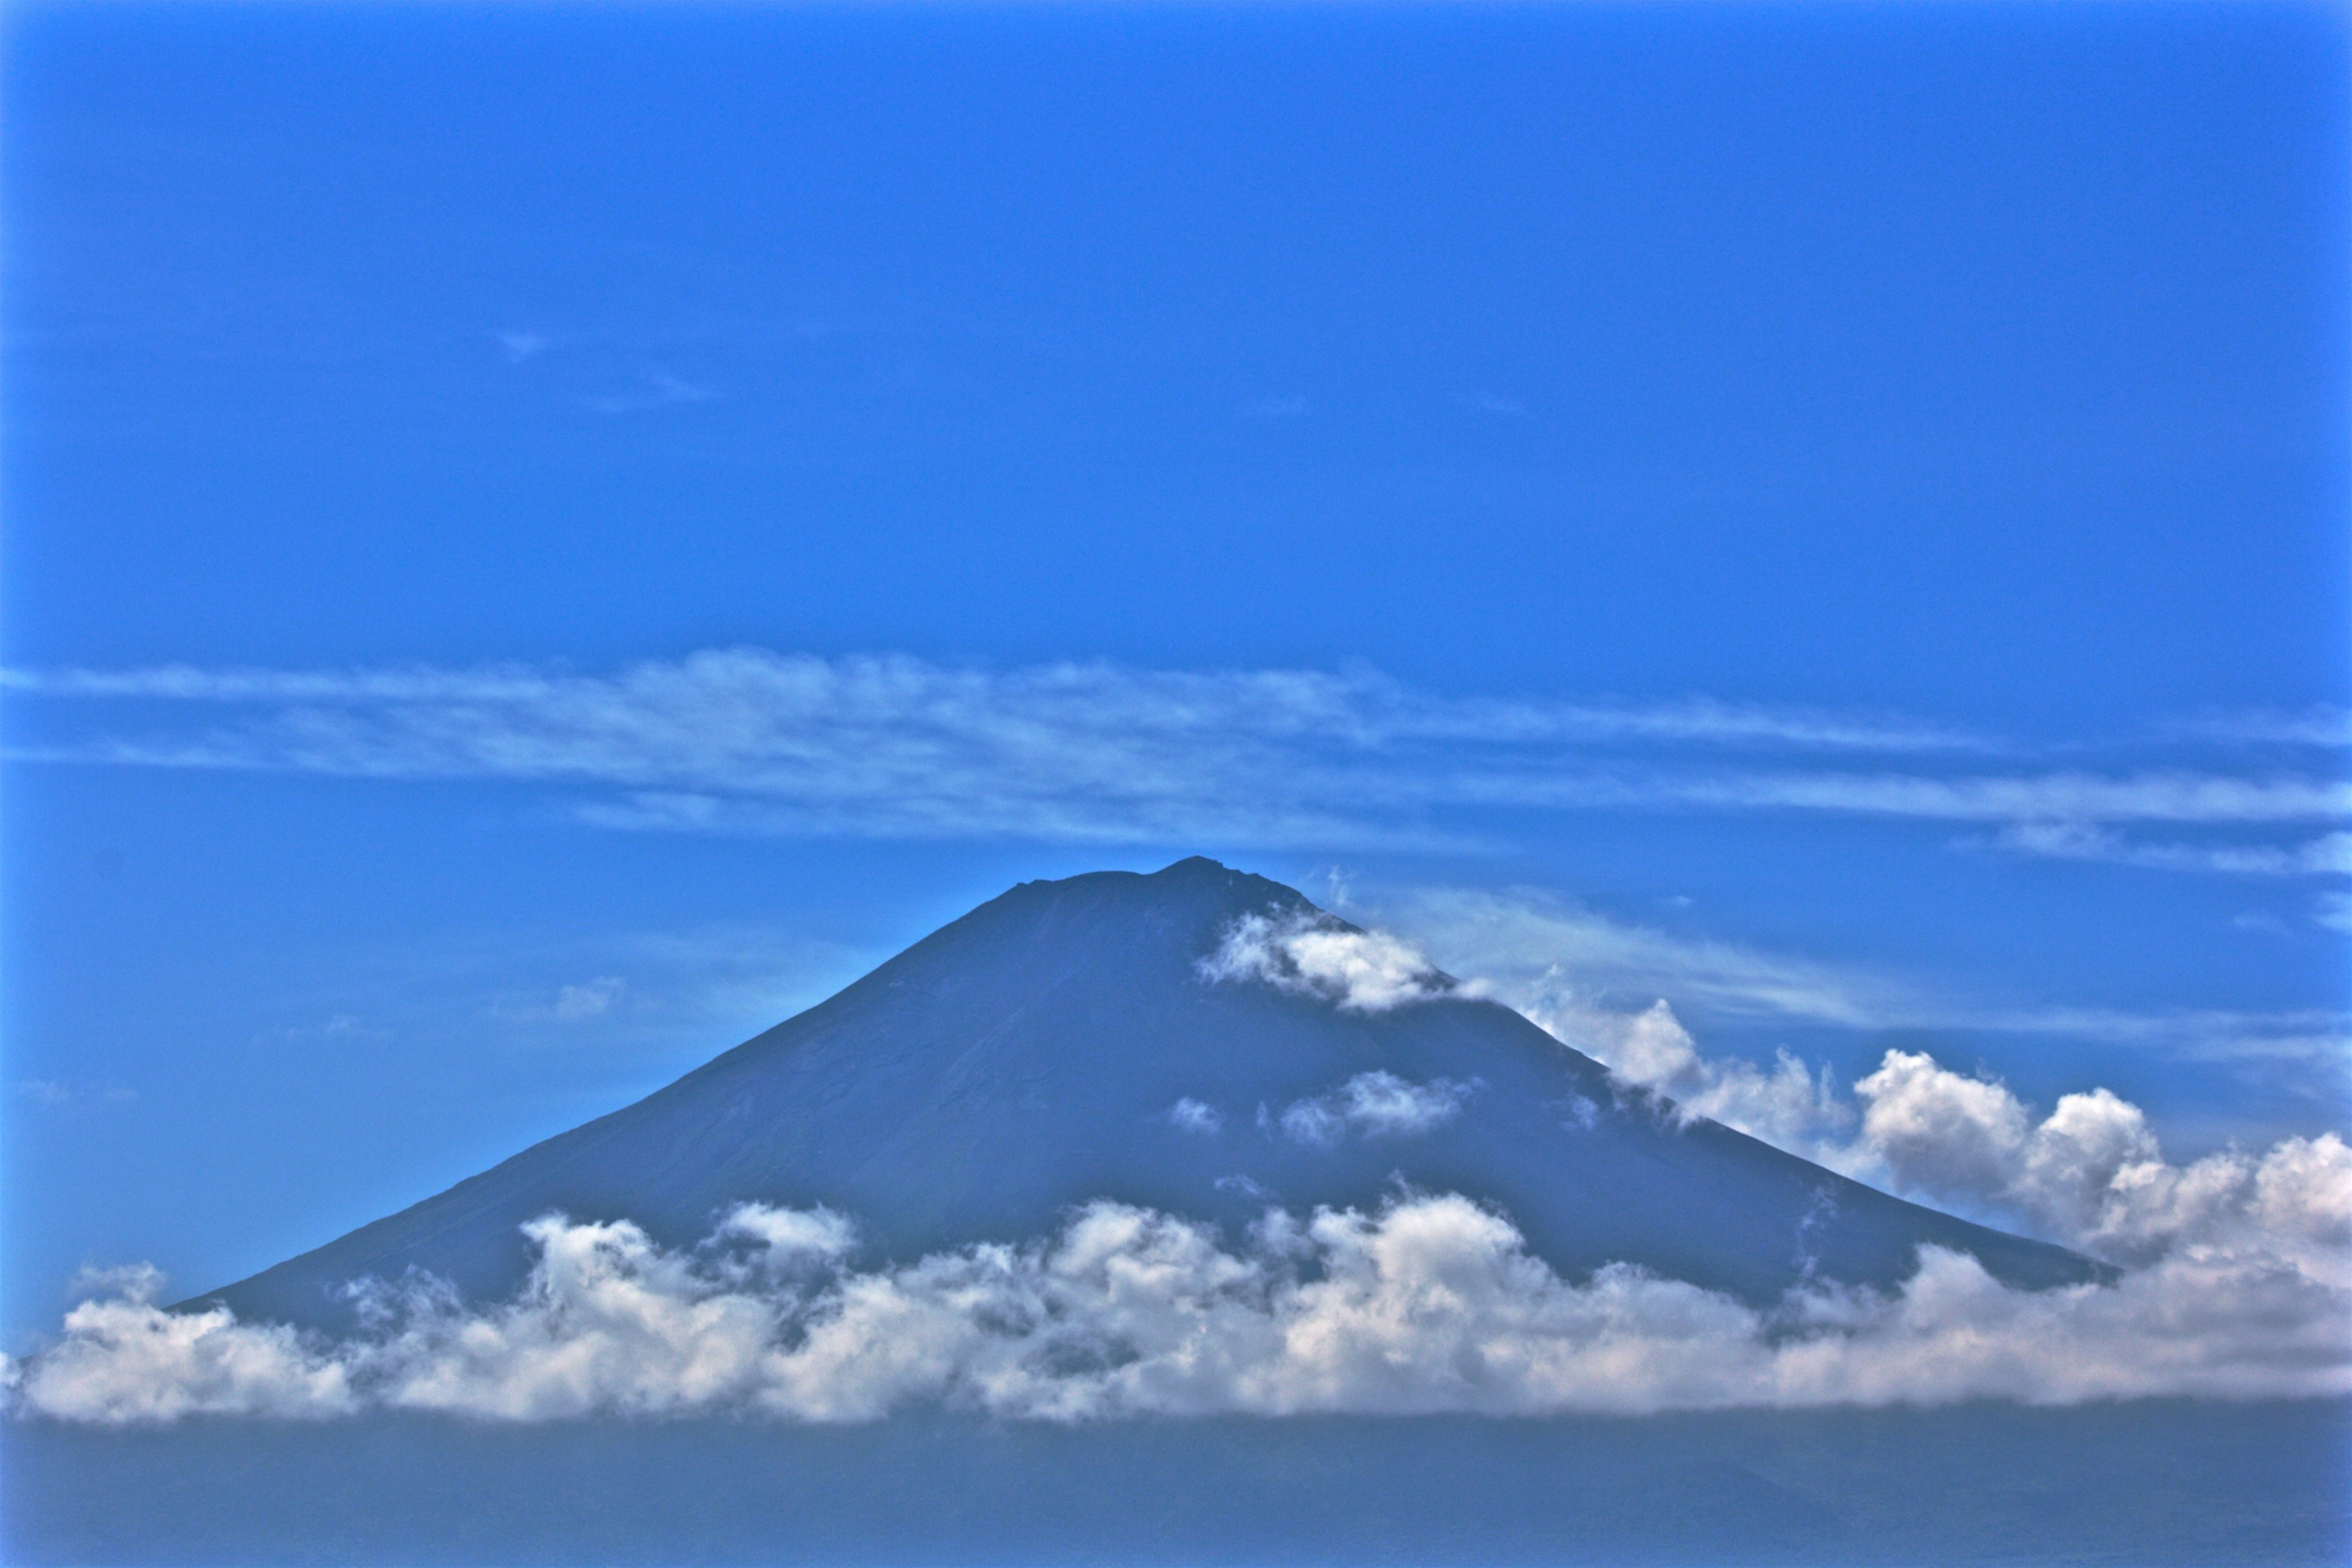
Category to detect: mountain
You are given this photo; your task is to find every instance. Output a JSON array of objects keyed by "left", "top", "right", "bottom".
[{"left": 191, "top": 858, "right": 2096, "bottom": 1331}]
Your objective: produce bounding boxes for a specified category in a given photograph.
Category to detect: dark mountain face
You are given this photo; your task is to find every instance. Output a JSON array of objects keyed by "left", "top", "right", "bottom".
[{"left": 195, "top": 858, "right": 2097, "bottom": 1331}]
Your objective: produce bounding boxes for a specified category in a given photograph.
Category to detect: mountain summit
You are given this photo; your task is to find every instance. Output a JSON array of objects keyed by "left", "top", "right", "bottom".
[{"left": 197, "top": 858, "right": 2094, "bottom": 1329}]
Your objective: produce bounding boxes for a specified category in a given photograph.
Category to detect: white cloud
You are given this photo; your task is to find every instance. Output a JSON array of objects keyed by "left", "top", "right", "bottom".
[
  {"left": 68, "top": 1263, "right": 169, "bottom": 1304},
  {"left": 554, "top": 976, "right": 626, "bottom": 1020},
  {"left": 1636, "top": 769, "right": 2352, "bottom": 826},
  {"left": 1514, "top": 986, "right": 2349, "bottom": 1274},
  {"left": 1986, "top": 823, "right": 2352, "bottom": 878},
  {"left": 1376, "top": 886, "right": 2350, "bottom": 1066},
  {"left": 10, "top": 1294, "right": 356, "bottom": 1424},
  {"left": 12, "top": 652, "right": 2341, "bottom": 864},
  {"left": 579, "top": 371, "right": 717, "bottom": 416},
  {"left": 2175, "top": 707, "right": 2352, "bottom": 748},
  {"left": 1536, "top": 998, "right": 1853, "bottom": 1159},
  {"left": 14, "top": 1078, "right": 137, "bottom": 1108},
  {"left": 13, "top": 1172, "right": 2347, "bottom": 1427},
  {"left": 2316, "top": 892, "right": 2352, "bottom": 935},
  {"left": 1197, "top": 911, "right": 1455, "bottom": 1011},
  {"left": 1846, "top": 1052, "right": 2352, "bottom": 1268},
  {"left": 21, "top": 650, "right": 2218, "bottom": 855},
  {"left": 1167, "top": 1098, "right": 1223, "bottom": 1136},
  {"left": 1274, "top": 1071, "right": 1476, "bottom": 1145}
]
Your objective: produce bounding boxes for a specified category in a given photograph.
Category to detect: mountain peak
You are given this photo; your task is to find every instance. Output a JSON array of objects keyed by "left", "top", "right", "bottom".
[{"left": 192, "top": 861, "right": 2098, "bottom": 1331}]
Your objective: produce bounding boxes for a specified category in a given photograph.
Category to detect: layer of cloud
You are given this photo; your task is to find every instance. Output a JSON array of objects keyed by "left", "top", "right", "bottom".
[
  {"left": 12, "top": 1169, "right": 2346, "bottom": 1428},
  {"left": 19, "top": 649, "right": 2339, "bottom": 860}
]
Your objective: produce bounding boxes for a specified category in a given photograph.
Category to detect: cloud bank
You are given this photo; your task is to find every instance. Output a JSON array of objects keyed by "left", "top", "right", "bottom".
[
  {"left": 9, "top": 650, "right": 2344, "bottom": 867},
  {"left": 12, "top": 1168, "right": 2346, "bottom": 1428}
]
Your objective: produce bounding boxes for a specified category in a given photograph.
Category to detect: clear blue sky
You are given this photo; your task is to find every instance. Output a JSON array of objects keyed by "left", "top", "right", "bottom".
[{"left": 3, "top": 0, "right": 2345, "bottom": 1346}]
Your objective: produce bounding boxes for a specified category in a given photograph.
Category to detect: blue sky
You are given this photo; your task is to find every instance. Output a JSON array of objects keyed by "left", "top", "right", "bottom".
[{"left": 2, "top": 0, "right": 2346, "bottom": 1349}]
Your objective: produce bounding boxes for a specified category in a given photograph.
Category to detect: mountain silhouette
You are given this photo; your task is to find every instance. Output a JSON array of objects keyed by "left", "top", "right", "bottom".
[{"left": 192, "top": 858, "right": 2096, "bottom": 1330}]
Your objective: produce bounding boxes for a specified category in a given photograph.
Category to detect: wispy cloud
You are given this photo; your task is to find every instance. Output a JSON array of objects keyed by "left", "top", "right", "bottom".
[
  {"left": 1981, "top": 824, "right": 2352, "bottom": 876},
  {"left": 496, "top": 330, "right": 548, "bottom": 365},
  {"left": 2171, "top": 707, "right": 2352, "bottom": 748},
  {"left": 1374, "top": 886, "right": 2350, "bottom": 1065},
  {"left": 579, "top": 371, "right": 717, "bottom": 416},
  {"left": 13, "top": 1079, "right": 137, "bottom": 1109},
  {"left": 6, "top": 652, "right": 2344, "bottom": 865}
]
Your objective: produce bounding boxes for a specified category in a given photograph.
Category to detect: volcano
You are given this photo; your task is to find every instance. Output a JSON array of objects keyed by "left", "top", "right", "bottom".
[{"left": 192, "top": 858, "right": 2095, "bottom": 1330}]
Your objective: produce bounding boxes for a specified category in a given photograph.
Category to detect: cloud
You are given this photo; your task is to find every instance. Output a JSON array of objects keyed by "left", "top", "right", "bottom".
[
  {"left": 1625, "top": 770, "right": 2352, "bottom": 827},
  {"left": 1984, "top": 823, "right": 2352, "bottom": 878},
  {"left": 13, "top": 1171, "right": 2347, "bottom": 1427},
  {"left": 10, "top": 653, "right": 2340, "bottom": 869},
  {"left": 1461, "top": 391, "right": 1529, "bottom": 417},
  {"left": 579, "top": 372, "right": 717, "bottom": 416},
  {"left": 1845, "top": 1052, "right": 2352, "bottom": 1267},
  {"left": 1274, "top": 1071, "right": 1477, "bottom": 1145},
  {"left": 1540, "top": 999, "right": 1853, "bottom": 1158},
  {"left": 15, "top": 1079, "right": 137, "bottom": 1108},
  {"left": 0, "top": 651, "right": 2054, "bottom": 850},
  {"left": 552, "top": 977, "right": 627, "bottom": 1021},
  {"left": 1199, "top": 911, "right": 1456, "bottom": 1011},
  {"left": 1511, "top": 983, "right": 2350, "bottom": 1273},
  {"left": 1297, "top": 890, "right": 2348, "bottom": 1271},
  {"left": 1167, "top": 1098, "right": 1223, "bottom": 1136},
  {"left": 497, "top": 330, "right": 548, "bottom": 364},
  {"left": 2174, "top": 707, "right": 2352, "bottom": 748},
  {"left": 1378, "top": 886, "right": 2350, "bottom": 1066}
]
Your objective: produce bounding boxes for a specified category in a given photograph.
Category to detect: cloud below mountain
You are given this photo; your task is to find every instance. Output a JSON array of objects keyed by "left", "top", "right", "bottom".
[{"left": 12, "top": 1160, "right": 2346, "bottom": 1427}]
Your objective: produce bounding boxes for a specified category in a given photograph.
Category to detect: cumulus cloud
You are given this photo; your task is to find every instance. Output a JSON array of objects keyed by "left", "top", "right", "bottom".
[
  {"left": 12, "top": 1183, "right": 2347, "bottom": 1428},
  {"left": 1520, "top": 991, "right": 2351, "bottom": 1280},
  {"left": 1847, "top": 1052, "right": 2352, "bottom": 1268},
  {"left": 1198, "top": 911, "right": 1456, "bottom": 1011},
  {"left": 1531, "top": 997, "right": 1853, "bottom": 1159}
]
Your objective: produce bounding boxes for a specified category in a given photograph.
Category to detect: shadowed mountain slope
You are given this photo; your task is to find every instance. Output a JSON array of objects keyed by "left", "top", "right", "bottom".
[{"left": 194, "top": 858, "right": 2097, "bottom": 1330}]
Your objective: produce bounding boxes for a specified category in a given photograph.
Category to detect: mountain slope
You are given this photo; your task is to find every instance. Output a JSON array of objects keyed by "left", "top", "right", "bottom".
[{"left": 194, "top": 858, "right": 2097, "bottom": 1330}]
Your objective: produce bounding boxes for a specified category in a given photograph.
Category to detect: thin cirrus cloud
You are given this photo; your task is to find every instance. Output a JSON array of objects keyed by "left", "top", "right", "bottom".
[{"left": 2, "top": 650, "right": 2346, "bottom": 862}]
